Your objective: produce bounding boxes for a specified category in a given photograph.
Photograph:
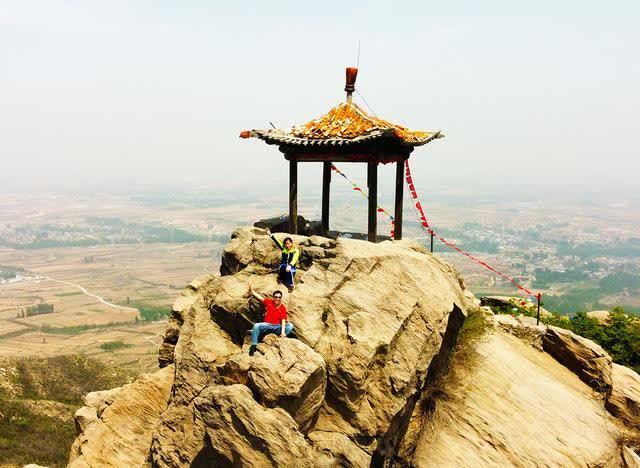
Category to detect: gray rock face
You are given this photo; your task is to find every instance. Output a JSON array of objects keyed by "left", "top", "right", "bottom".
[
  {"left": 193, "top": 384, "right": 316, "bottom": 467},
  {"left": 492, "top": 314, "right": 547, "bottom": 350},
  {"left": 158, "top": 286, "right": 198, "bottom": 368},
  {"left": 606, "top": 363, "right": 640, "bottom": 428},
  {"left": 622, "top": 446, "right": 640, "bottom": 468},
  {"left": 542, "top": 325, "right": 613, "bottom": 392},
  {"left": 68, "top": 365, "right": 174, "bottom": 468},
  {"left": 220, "top": 334, "right": 326, "bottom": 432},
  {"left": 308, "top": 430, "right": 371, "bottom": 467}
]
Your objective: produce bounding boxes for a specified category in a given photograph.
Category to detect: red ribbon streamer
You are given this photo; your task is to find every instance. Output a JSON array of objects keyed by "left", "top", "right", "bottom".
[
  {"left": 404, "top": 160, "right": 536, "bottom": 297},
  {"left": 331, "top": 163, "right": 396, "bottom": 240}
]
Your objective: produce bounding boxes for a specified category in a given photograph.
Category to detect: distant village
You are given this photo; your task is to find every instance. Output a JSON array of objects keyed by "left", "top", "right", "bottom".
[{"left": 1, "top": 193, "right": 638, "bottom": 315}]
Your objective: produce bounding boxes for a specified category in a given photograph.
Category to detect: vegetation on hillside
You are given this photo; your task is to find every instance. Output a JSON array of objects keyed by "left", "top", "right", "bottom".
[
  {"left": 0, "top": 355, "right": 132, "bottom": 467},
  {"left": 40, "top": 320, "right": 133, "bottom": 335},
  {"left": 427, "top": 224, "right": 500, "bottom": 253},
  {"left": 533, "top": 268, "right": 588, "bottom": 286},
  {"left": 598, "top": 271, "right": 640, "bottom": 293},
  {"left": 0, "top": 264, "right": 27, "bottom": 280},
  {"left": 26, "top": 303, "right": 55, "bottom": 317},
  {"left": 0, "top": 217, "right": 208, "bottom": 249},
  {"left": 132, "top": 301, "right": 171, "bottom": 321},
  {"left": 485, "top": 278, "right": 640, "bottom": 316},
  {"left": 100, "top": 340, "right": 132, "bottom": 351},
  {"left": 496, "top": 300, "right": 640, "bottom": 374},
  {"left": 556, "top": 238, "right": 640, "bottom": 258},
  {"left": 424, "top": 308, "right": 492, "bottom": 411}
]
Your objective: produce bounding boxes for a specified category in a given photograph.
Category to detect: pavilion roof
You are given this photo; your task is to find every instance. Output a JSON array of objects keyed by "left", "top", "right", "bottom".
[{"left": 241, "top": 101, "right": 443, "bottom": 148}]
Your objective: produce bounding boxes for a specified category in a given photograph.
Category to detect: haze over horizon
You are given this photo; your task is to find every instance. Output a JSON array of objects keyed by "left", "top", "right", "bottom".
[{"left": 1, "top": 1, "right": 638, "bottom": 198}]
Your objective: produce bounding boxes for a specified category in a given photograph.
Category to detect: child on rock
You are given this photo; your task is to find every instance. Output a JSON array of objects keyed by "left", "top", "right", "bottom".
[{"left": 266, "top": 228, "right": 299, "bottom": 292}]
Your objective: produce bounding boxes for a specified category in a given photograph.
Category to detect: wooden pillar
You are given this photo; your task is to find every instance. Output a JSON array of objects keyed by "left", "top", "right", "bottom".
[
  {"left": 367, "top": 161, "right": 378, "bottom": 243},
  {"left": 321, "top": 161, "right": 331, "bottom": 236},
  {"left": 289, "top": 159, "right": 298, "bottom": 234},
  {"left": 394, "top": 159, "right": 404, "bottom": 240}
]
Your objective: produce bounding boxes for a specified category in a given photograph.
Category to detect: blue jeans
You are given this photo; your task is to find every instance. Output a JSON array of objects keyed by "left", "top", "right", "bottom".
[
  {"left": 251, "top": 322, "right": 294, "bottom": 345},
  {"left": 278, "top": 264, "right": 296, "bottom": 287}
]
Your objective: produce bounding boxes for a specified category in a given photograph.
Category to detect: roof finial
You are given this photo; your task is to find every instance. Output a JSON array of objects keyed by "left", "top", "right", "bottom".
[{"left": 345, "top": 67, "right": 358, "bottom": 104}]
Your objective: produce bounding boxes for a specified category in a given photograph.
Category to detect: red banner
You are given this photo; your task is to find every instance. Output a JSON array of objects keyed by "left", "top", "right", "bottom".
[{"left": 404, "top": 161, "right": 536, "bottom": 297}]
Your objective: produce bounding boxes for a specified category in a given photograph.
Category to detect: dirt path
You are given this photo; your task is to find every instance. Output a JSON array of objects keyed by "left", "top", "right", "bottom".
[{"left": 43, "top": 276, "right": 139, "bottom": 312}]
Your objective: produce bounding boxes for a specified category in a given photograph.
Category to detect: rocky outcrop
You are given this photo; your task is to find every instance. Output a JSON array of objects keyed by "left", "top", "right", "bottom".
[
  {"left": 150, "top": 275, "right": 240, "bottom": 467},
  {"left": 158, "top": 280, "right": 200, "bottom": 368},
  {"left": 405, "top": 330, "right": 625, "bottom": 466},
  {"left": 68, "top": 227, "right": 640, "bottom": 467},
  {"left": 148, "top": 227, "right": 472, "bottom": 466},
  {"left": 219, "top": 334, "right": 326, "bottom": 432},
  {"left": 372, "top": 303, "right": 468, "bottom": 465},
  {"left": 623, "top": 446, "right": 640, "bottom": 467},
  {"left": 492, "top": 313, "right": 546, "bottom": 350},
  {"left": 68, "top": 365, "right": 174, "bottom": 468},
  {"left": 193, "top": 384, "right": 316, "bottom": 467},
  {"left": 606, "top": 363, "right": 640, "bottom": 428},
  {"left": 542, "top": 326, "right": 613, "bottom": 392},
  {"left": 480, "top": 295, "right": 551, "bottom": 318}
]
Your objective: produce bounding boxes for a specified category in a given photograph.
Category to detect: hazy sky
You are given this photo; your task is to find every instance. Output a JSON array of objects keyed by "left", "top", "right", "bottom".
[{"left": 1, "top": 1, "right": 639, "bottom": 197}]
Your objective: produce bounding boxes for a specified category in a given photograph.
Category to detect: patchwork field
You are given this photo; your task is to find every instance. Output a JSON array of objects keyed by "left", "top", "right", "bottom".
[
  {"left": 1, "top": 188, "right": 638, "bottom": 377},
  {"left": 0, "top": 242, "right": 223, "bottom": 373}
]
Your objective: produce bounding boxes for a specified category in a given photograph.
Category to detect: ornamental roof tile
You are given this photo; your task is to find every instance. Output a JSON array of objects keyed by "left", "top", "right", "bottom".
[{"left": 241, "top": 102, "right": 443, "bottom": 148}]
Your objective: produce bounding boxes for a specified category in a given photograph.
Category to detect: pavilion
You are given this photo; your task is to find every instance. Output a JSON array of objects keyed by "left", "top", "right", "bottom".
[{"left": 240, "top": 68, "right": 443, "bottom": 242}]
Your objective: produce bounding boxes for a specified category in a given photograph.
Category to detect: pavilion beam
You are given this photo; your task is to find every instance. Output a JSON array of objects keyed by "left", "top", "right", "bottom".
[
  {"left": 394, "top": 159, "right": 404, "bottom": 240},
  {"left": 283, "top": 153, "right": 406, "bottom": 163},
  {"left": 289, "top": 158, "right": 298, "bottom": 234},
  {"left": 322, "top": 161, "right": 331, "bottom": 236},
  {"left": 367, "top": 161, "right": 378, "bottom": 243}
]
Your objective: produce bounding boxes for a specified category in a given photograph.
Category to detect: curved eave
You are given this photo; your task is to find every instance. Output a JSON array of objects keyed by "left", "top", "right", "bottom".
[{"left": 249, "top": 129, "right": 444, "bottom": 148}]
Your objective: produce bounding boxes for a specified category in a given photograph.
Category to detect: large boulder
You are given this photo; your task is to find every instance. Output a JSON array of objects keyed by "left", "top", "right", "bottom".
[
  {"left": 606, "top": 363, "right": 640, "bottom": 428},
  {"left": 193, "top": 384, "right": 316, "bottom": 467},
  {"left": 220, "top": 334, "right": 326, "bottom": 432},
  {"left": 146, "top": 227, "right": 473, "bottom": 465},
  {"left": 403, "top": 330, "right": 625, "bottom": 467},
  {"left": 150, "top": 279, "right": 240, "bottom": 467},
  {"left": 308, "top": 430, "right": 371, "bottom": 467},
  {"left": 68, "top": 365, "right": 174, "bottom": 468},
  {"left": 542, "top": 326, "right": 613, "bottom": 392}
]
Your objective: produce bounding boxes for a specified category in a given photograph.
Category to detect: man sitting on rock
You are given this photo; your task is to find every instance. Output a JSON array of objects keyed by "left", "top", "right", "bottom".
[
  {"left": 265, "top": 228, "right": 299, "bottom": 292},
  {"left": 248, "top": 285, "right": 294, "bottom": 356}
]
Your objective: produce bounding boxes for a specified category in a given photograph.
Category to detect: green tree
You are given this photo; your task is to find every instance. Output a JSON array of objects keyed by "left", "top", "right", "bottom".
[{"left": 570, "top": 312, "right": 605, "bottom": 343}]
